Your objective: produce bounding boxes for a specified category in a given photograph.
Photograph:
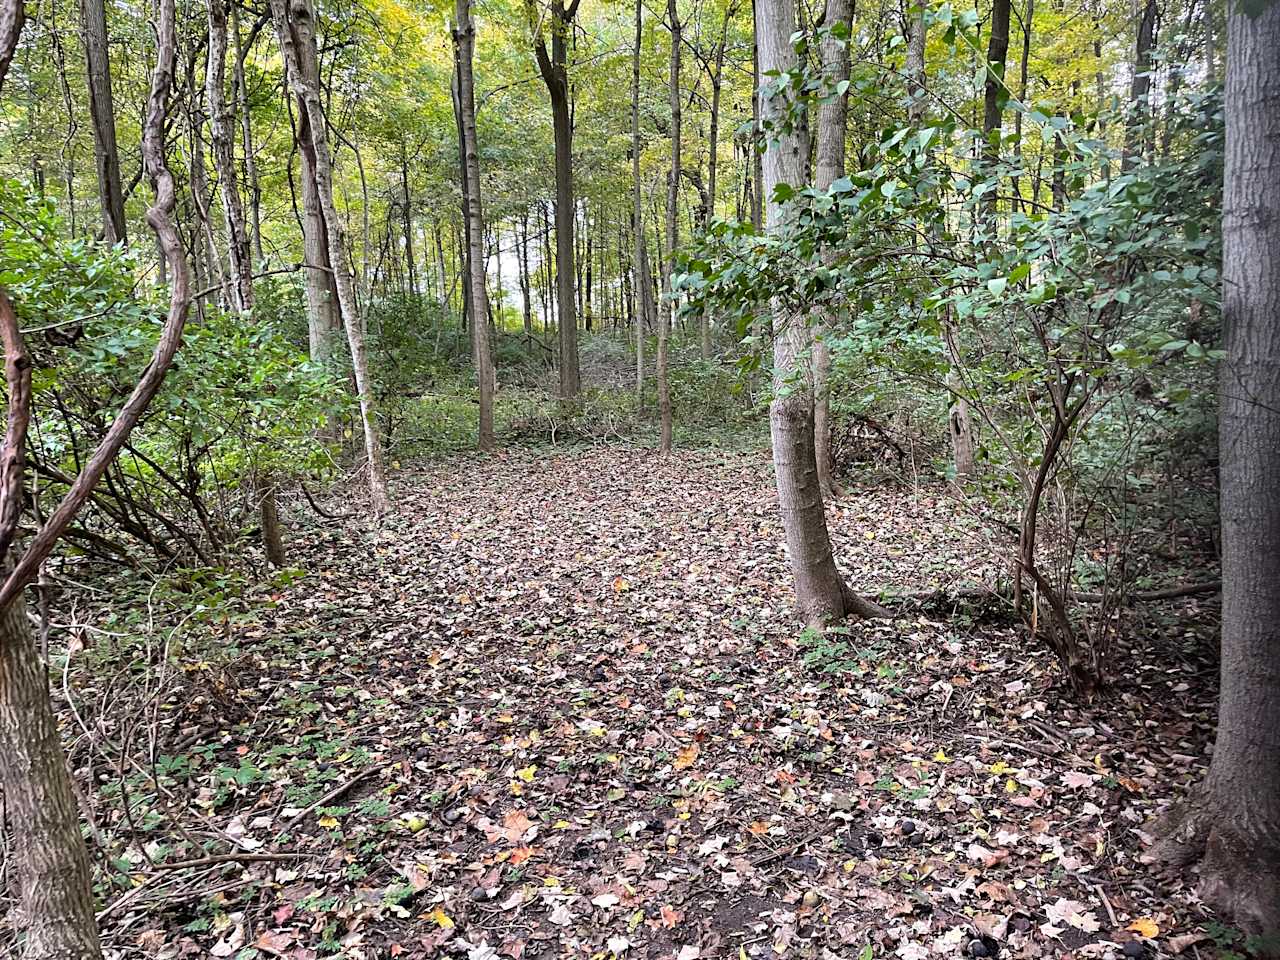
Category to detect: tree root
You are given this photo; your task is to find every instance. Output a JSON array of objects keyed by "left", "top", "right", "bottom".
[
  {"left": 840, "top": 580, "right": 893, "bottom": 620},
  {"left": 1145, "top": 798, "right": 1280, "bottom": 957}
]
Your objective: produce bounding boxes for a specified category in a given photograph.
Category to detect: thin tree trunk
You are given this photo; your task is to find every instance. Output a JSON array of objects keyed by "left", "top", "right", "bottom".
[
  {"left": 531, "top": 0, "right": 582, "bottom": 397},
  {"left": 400, "top": 139, "right": 418, "bottom": 298},
  {"left": 812, "top": 0, "right": 853, "bottom": 500},
  {"left": 757, "top": 0, "right": 887, "bottom": 626},
  {"left": 453, "top": 0, "right": 495, "bottom": 450},
  {"left": 291, "top": 39, "right": 341, "bottom": 363},
  {"left": 631, "top": 0, "right": 649, "bottom": 408},
  {"left": 80, "top": 0, "right": 126, "bottom": 243},
  {"left": 1149, "top": 2, "right": 1280, "bottom": 939},
  {"left": 658, "top": 0, "right": 678, "bottom": 453},
  {"left": 271, "top": 0, "right": 389, "bottom": 514},
  {"left": 1123, "top": 0, "right": 1157, "bottom": 170},
  {"left": 230, "top": 2, "right": 263, "bottom": 263},
  {"left": 206, "top": 0, "right": 253, "bottom": 313}
]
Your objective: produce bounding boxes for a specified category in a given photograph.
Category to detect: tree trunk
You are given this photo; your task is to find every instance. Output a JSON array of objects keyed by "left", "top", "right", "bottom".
[
  {"left": 271, "top": 0, "right": 389, "bottom": 514},
  {"left": 0, "top": 583, "right": 103, "bottom": 959},
  {"left": 1148, "top": 2, "right": 1280, "bottom": 942},
  {"left": 206, "top": 0, "right": 253, "bottom": 314},
  {"left": 453, "top": 0, "right": 495, "bottom": 450},
  {"left": 230, "top": 2, "right": 263, "bottom": 263},
  {"left": 981, "top": 0, "right": 1011, "bottom": 171},
  {"left": 531, "top": 0, "right": 582, "bottom": 398},
  {"left": 631, "top": 0, "right": 649, "bottom": 409},
  {"left": 757, "top": 0, "right": 887, "bottom": 627},
  {"left": 658, "top": 0, "right": 678, "bottom": 454},
  {"left": 812, "top": 0, "right": 853, "bottom": 500},
  {"left": 292, "top": 42, "right": 341, "bottom": 363},
  {"left": 1123, "top": 0, "right": 1157, "bottom": 170},
  {"left": 80, "top": 0, "right": 126, "bottom": 243}
]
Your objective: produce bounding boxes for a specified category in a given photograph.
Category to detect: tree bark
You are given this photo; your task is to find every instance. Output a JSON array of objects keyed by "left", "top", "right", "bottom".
[
  {"left": 1123, "top": 0, "right": 1157, "bottom": 170},
  {"left": 981, "top": 0, "right": 1011, "bottom": 170},
  {"left": 453, "top": 0, "right": 495, "bottom": 450},
  {"left": 230, "top": 3, "right": 264, "bottom": 263},
  {"left": 812, "top": 0, "right": 852, "bottom": 500},
  {"left": 271, "top": 0, "right": 390, "bottom": 515},
  {"left": 206, "top": 0, "right": 253, "bottom": 314},
  {"left": 758, "top": 0, "right": 888, "bottom": 627},
  {"left": 1148, "top": 2, "right": 1280, "bottom": 943},
  {"left": 631, "top": 0, "right": 649, "bottom": 409},
  {"left": 291, "top": 44, "right": 341, "bottom": 363},
  {"left": 80, "top": 0, "right": 126, "bottom": 243},
  {"left": 658, "top": 0, "right": 678, "bottom": 454},
  {"left": 531, "top": 0, "right": 582, "bottom": 398}
]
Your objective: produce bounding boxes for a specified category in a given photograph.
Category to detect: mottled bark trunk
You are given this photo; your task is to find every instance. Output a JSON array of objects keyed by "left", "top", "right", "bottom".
[
  {"left": 80, "top": 0, "right": 126, "bottom": 243},
  {"left": 453, "top": 0, "right": 495, "bottom": 450},
  {"left": 1149, "top": 3, "right": 1280, "bottom": 942},
  {"left": 271, "top": 0, "right": 389, "bottom": 514},
  {"left": 230, "top": 3, "right": 263, "bottom": 263},
  {"left": 981, "top": 0, "right": 1011, "bottom": 170},
  {"left": 758, "top": 0, "right": 887, "bottom": 626},
  {"left": 1123, "top": 0, "right": 1157, "bottom": 171}
]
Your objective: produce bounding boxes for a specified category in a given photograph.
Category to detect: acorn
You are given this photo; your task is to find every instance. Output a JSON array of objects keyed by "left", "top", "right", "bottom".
[
  {"left": 966, "top": 939, "right": 990, "bottom": 958},
  {"left": 1121, "top": 942, "right": 1145, "bottom": 959},
  {"left": 900, "top": 819, "right": 917, "bottom": 836}
]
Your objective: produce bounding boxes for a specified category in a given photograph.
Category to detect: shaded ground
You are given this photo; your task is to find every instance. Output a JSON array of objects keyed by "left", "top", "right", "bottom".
[{"left": 17, "top": 447, "right": 1225, "bottom": 959}]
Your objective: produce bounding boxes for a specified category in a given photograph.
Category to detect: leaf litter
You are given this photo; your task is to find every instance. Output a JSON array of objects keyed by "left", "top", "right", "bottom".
[{"left": 48, "top": 447, "right": 1222, "bottom": 960}]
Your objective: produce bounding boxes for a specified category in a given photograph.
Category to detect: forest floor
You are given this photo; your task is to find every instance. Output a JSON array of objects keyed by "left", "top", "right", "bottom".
[{"left": 39, "top": 446, "right": 1227, "bottom": 960}]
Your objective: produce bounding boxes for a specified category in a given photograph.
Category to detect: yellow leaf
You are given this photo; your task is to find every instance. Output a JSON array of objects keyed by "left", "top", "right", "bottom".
[
  {"left": 317, "top": 814, "right": 339, "bottom": 828},
  {"left": 1005, "top": 778, "right": 1018, "bottom": 793},
  {"left": 516, "top": 765, "right": 537, "bottom": 782},
  {"left": 674, "top": 743, "right": 700, "bottom": 770},
  {"left": 1128, "top": 918, "right": 1159, "bottom": 938},
  {"left": 429, "top": 907, "right": 454, "bottom": 929},
  {"left": 933, "top": 749, "right": 952, "bottom": 763},
  {"left": 990, "top": 761, "right": 1011, "bottom": 775}
]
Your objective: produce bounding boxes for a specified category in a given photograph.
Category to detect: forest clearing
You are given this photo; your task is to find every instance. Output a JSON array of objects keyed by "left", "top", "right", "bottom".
[
  {"left": 0, "top": 0, "right": 1278, "bottom": 947},
  {"left": 12, "top": 446, "right": 1227, "bottom": 958}
]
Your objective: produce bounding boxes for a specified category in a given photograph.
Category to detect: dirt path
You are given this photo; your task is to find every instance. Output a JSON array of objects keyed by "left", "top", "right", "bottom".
[{"left": 95, "top": 448, "right": 1215, "bottom": 960}]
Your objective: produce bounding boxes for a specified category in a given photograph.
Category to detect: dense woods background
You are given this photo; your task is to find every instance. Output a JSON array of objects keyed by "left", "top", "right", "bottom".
[{"left": 0, "top": 0, "right": 1278, "bottom": 952}]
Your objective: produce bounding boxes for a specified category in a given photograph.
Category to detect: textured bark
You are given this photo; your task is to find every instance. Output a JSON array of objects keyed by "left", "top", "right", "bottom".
[
  {"left": 271, "top": 0, "right": 390, "bottom": 515},
  {"left": 630, "top": 0, "right": 649, "bottom": 408},
  {"left": 758, "top": 0, "right": 888, "bottom": 627},
  {"left": 206, "top": 0, "right": 253, "bottom": 314},
  {"left": 531, "top": 0, "right": 582, "bottom": 398},
  {"left": 658, "top": 0, "right": 678, "bottom": 454},
  {"left": 0, "top": 585, "right": 103, "bottom": 959},
  {"left": 0, "top": 0, "right": 23, "bottom": 96},
  {"left": 812, "top": 0, "right": 852, "bottom": 500},
  {"left": 80, "top": 0, "right": 126, "bottom": 243},
  {"left": 291, "top": 28, "right": 341, "bottom": 363},
  {"left": 453, "top": 0, "right": 495, "bottom": 450},
  {"left": 1148, "top": 4, "right": 1280, "bottom": 945}
]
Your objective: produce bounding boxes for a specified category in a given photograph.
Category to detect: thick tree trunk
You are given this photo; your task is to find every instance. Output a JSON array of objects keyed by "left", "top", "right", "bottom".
[
  {"left": 80, "top": 0, "right": 126, "bottom": 243},
  {"left": 1148, "top": 3, "right": 1280, "bottom": 943},
  {"left": 453, "top": 0, "right": 495, "bottom": 450},
  {"left": 658, "top": 0, "right": 678, "bottom": 454},
  {"left": 758, "top": 0, "right": 888, "bottom": 627},
  {"left": 631, "top": 0, "right": 648, "bottom": 409},
  {"left": 0, "top": 584, "right": 103, "bottom": 959},
  {"left": 531, "top": 0, "right": 582, "bottom": 398},
  {"left": 812, "top": 0, "right": 852, "bottom": 500},
  {"left": 271, "top": 0, "right": 390, "bottom": 514}
]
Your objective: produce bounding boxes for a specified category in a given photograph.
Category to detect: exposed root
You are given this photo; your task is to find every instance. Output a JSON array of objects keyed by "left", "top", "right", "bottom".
[
  {"left": 1146, "top": 798, "right": 1280, "bottom": 957},
  {"left": 840, "top": 580, "right": 893, "bottom": 620}
]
